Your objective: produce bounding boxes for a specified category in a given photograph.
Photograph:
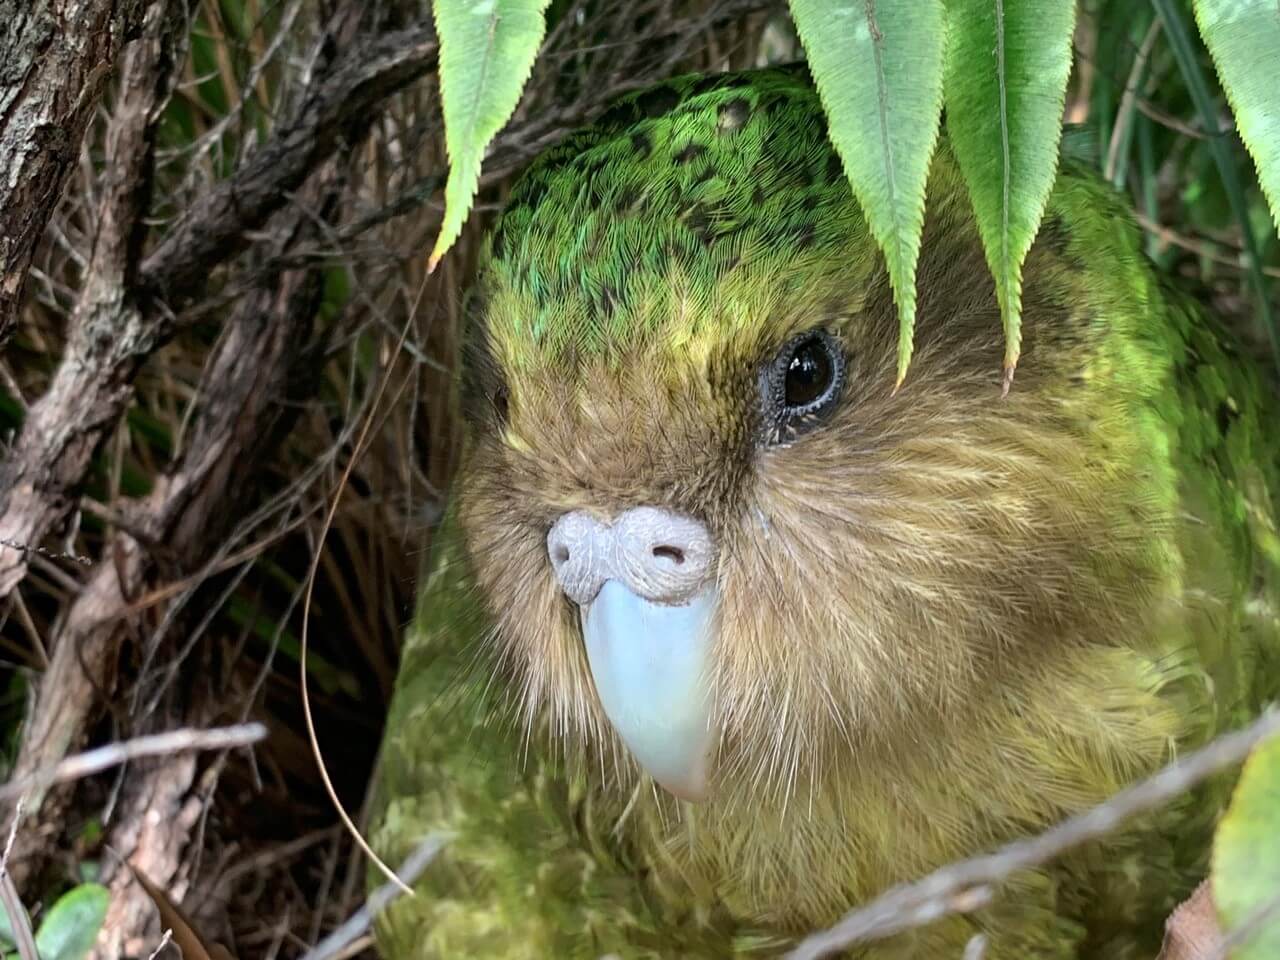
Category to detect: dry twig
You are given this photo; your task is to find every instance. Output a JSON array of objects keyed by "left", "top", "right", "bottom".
[
  {"left": 0, "top": 799, "right": 36, "bottom": 960},
  {"left": 787, "top": 710, "right": 1280, "bottom": 960},
  {"left": 0, "top": 724, "right": 267, "bottom": 803},
  {"left": 296, "top": 833, "right": 448, "bottom": 960},
  {"left": 144, "top": 929, "right": 174, "bottom": 960}
]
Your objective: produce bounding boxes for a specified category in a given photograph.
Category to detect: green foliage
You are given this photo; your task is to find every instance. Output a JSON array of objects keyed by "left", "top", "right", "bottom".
[
  {"left": 0, "top": 884, "right": 110, "bottom": 960},
  {"left": 1212, "top": 733, "right": 1280, "bottom": 959},
  {"left": 943, "top": 0, "right": 1077, "bottom": 382},
  {"left": 788, "top": 0, "right": 945, "bottom": 386},
  {"left": 428, "top": 0, "right": 553, "bottom": 270},
  {"left": 35, "top": 885, "right": 110, "bottom": 960},
  {"left": 1153, "top": 0, "right": 1277, "bottom": 362},
  {"left": 426, "top": 0, "right": 1280, "bottom": 377},
  {"left": 1194, "top": 0, "right": 1280, "bottom": 235}
]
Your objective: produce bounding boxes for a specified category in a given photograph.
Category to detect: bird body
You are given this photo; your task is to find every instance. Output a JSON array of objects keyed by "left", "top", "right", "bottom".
[{"left": 370, "top": 67, "right": 1280, "bottom": 958}]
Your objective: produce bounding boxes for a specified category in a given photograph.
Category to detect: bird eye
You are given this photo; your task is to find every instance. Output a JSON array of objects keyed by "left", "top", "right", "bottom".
[
  {"left": 759, "top": 330, "right": 845, "bottom": 444},
  {"left": 784, "top": 337, "right": 834, "bottom": 408}
]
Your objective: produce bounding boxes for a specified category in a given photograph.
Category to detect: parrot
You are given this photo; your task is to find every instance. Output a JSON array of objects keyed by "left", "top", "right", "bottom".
[{"left": 368, "top": 65, "right": 1280, "bottom": 959}]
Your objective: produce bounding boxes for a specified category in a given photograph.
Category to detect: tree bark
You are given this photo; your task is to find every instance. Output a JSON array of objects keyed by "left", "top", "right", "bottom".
[
  {"left": 85, "top": 242, "right": 332, "bottom": 957},
  {"left": 0, "top": 0, "right": 147, "bottom": 345},
  {"left": 137, "top": 22, "right": 438, "bottom": 309},
  {"left": 0, "top": 0, "right": 184, "bottom": 598},
  {"left": 5, "top": 169, "right": 337, "bottom": 903},
  {"left": 0, "top": 17, "right": 437, "bottom": 601}
]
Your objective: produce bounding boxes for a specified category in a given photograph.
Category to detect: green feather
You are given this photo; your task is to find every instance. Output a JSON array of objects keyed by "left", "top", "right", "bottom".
[{"left": 480, "top": 66, "right": 871, "bottom": 366}]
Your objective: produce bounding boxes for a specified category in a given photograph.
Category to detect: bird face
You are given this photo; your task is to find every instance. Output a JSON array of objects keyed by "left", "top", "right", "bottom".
[{"left": 452, "top": 73, "right": 1175, "bottom": 807}]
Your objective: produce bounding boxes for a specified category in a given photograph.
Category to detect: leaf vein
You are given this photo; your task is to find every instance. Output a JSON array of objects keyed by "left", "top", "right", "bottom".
[
  {"left": 996, "top": 0, "right": 1011, "bottom": 311},
  {"left": 864, "top": 0, "right": 905, "bottom": 270}
]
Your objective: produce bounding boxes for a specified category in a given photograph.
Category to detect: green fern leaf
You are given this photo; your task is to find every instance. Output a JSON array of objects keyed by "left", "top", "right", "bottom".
[
  {"left": 429, "top": 0, "right": 551, "bottom": 270},
  {"left": 943, "top": 0, "right": 1076, "bottom": 388},
  {"left": 790, "top": 0, "right": 947, "bottom": 387}
]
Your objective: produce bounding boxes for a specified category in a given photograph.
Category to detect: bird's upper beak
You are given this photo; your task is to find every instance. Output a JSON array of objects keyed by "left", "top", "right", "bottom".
[{"left": 547, "top": 507, "right": 719, "bottom": 801}]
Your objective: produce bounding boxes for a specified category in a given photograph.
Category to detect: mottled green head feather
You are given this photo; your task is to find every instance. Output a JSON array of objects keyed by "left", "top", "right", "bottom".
[{"left": 475, "top": 66, "right": 873, "bottom": 367}]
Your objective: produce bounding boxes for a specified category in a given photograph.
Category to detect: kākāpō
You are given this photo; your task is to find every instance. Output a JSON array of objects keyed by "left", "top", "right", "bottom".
[{"left": 368, "top": 65, "right": 1280, "bottom": 959}]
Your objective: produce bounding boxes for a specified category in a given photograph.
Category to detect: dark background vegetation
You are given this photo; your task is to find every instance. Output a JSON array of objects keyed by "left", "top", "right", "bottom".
[{"left": 0, "top": 1, "right": 1275, "bottom": 957}]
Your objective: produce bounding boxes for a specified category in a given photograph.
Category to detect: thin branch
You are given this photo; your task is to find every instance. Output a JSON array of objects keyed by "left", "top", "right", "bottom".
[
  {"left": 786, "top": 710, "right": 1280, "bottom": 960},
  {"left": 1105, "top": 17, "right": 1161, "bottom": 183},
  {"left": 300, "top": 296, "right": 422, "bottom": 897},
  {"left": 0, "top": 723, "right": 267, "bottom": 803},
  {"left": 0, "top": 874, "right": 37, "bottom": 960},
  {"left": 1208, "top": 891, "right": 1280, "bottom": 960},
  {"left": 0, "top": 799, "right": 35, "bottom": 960},
  {"left": 1135, "top": 97, "right": 1223, "bottom": 141},
  {"left": 296, "top": 833, "right": 449, "bottom": 960},
  {"left": 1135, "top": 212, "right": 1280, "bottom": 279},
  {"left": 144, "top": 929, "right": 174, "bottom": 960},
  {"left": 137, "top": 22, "right": 438, "bottom": 310},
  {"left": 0, "top": 537, "right": 94, "bottom": 567}
]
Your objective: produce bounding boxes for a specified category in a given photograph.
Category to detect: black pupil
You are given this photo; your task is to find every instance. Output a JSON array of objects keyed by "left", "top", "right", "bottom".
[{"left": 784, "top": 339, "right": 832, "bottom": 408}]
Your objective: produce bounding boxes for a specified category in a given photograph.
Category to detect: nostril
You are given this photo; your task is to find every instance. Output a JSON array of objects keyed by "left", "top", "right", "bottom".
[
  {"left": 547, "top": 511, "right": 618, "bottom": 606},
  {"left": 652, "top": 545, "right": 685, "bottom": 565}
]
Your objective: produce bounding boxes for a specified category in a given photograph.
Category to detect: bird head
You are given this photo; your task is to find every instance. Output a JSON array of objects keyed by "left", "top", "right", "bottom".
[{"left": 452, "top": 69, "right": 1176, "bottom": 805}]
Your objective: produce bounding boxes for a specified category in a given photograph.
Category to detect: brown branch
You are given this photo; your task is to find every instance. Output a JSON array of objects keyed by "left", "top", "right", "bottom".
[
  {"left": 162, "top": 0, "right": 776, "bottom": 319},
  {"left": 2, "top": 165, "right": 336, "bottom": 878},
  {"left": 786, "top": 710, "right": 1280, "bottom": 960},
  {"left": 136, "top": 21, "right": 438, "bottom": 310},
  {"left": 0, "top": 724, "right": 267, "bottom": 804},
  {"left": 0, "top": 0, "right": 147, "bottom": 345},
  {"left": 0, "top": 0, "right": 187, "bottom": 599},
  {"left": 0, "top": 16, "right": 438, "bottom": 602},
  {"left": 296, "top": 834, "right": 448, "bottom": 960},
  {"left": 95, "top": 752, "right": 207, "bottom": 960},
  {"left": 1135, "top": 212, "right": 1280, "bottom": 279}
]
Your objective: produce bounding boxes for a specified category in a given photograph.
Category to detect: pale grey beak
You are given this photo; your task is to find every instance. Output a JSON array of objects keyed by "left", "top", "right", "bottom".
[{"left": 548, "top": 507, "right": 718, "bottom": 801}]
